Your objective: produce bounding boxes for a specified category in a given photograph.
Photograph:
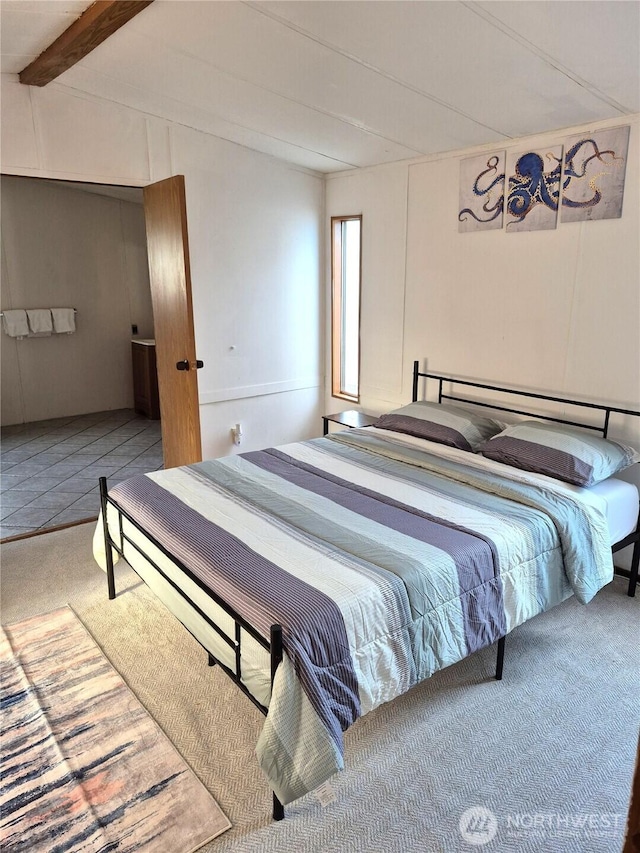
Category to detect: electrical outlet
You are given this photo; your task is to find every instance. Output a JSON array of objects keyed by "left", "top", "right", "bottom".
[{"left": 131, "top": 324, "right": 138, "bottom": 335}]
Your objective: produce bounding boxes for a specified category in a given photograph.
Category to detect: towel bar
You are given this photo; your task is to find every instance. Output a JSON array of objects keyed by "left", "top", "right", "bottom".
[{"left": 0, "top": 308, "right": 77, "bottom": 317}]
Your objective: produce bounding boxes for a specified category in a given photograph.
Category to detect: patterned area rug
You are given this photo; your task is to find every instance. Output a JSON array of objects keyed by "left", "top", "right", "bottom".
[{"left": 0, "top": 606, "right": 231, "bottom": 852}]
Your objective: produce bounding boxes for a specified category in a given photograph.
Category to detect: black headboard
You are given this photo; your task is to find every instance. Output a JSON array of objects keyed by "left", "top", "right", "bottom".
[{"left": 412, "top": 361, "right": 640, "bottom": 439}]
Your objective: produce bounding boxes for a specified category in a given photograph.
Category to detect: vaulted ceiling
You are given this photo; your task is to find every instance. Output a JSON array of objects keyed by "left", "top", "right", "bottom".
[{"left": 2, "top": 0, "right": 638, "bottom": 173}]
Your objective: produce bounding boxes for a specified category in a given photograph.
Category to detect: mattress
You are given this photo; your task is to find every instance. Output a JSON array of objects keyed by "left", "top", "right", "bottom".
[{"left": 577, "top": 477, "right": 639, "bottom": 545}]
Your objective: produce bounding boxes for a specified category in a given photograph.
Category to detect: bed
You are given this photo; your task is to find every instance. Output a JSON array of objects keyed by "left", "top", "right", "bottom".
[{"left": 94, "top": 364, "right": 640, "bottom": 819}]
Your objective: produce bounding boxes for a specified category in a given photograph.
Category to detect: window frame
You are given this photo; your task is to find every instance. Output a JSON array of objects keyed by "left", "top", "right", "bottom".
[{"left": 331, "top": 214, "right": 362, "bottom": 403}]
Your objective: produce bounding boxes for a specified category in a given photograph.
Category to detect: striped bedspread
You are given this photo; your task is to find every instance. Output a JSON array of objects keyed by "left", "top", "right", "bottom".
[{"left": 99, "top": 428, "right": 613, "bottom": 805}]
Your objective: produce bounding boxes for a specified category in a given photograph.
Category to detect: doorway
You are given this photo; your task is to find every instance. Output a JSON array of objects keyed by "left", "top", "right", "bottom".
[
  {"left": 0, "top": 175, "right": 202, "bottom": 539},
  {"left": 0, "top": 175, "right": 160, "bottom": 538}
]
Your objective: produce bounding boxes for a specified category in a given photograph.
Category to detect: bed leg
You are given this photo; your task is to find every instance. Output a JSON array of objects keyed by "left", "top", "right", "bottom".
[
  {"left": 99, "top": 477, "right": 116, "bottom": 600},
  {"left": 273, "top": 793, "right": 284, "bottom": 821},
  {"left": 269, "top": 624, "right": 284, "bottom": 820},
  {"left": 495, "top": 636, "right": 505, "bottom": 681},
  {"left": 628, "top": 539, "right": 639, "bottom": 598}
]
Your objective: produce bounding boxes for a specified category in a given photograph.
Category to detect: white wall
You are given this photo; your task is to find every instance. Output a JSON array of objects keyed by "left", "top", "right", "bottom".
[
  {"left": 326, "top": 115, "right": 640, "bottom": 439},
  {"left": 170, "top": 125, "right": 323, "bottom": 458},
  {"left": 1, "top": 175, "right": 153, "bottom": 425},
  {"left": 1, "top": 75, "right": 324, "bottom": 452}
]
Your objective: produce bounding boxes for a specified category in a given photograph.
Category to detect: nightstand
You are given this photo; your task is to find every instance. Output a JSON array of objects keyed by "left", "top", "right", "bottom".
[{"left": 323, "top": 410, "right": 378, "bottom": 436}]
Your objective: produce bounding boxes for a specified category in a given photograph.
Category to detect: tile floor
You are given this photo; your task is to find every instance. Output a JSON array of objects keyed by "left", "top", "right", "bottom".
[{"left": 1, "top": 409, "right": 163, "bottom": 540}]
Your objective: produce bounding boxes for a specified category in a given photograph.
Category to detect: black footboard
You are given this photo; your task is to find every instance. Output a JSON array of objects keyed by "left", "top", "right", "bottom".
[{"left": 98, "top": 476, "right": 286, "bottom": 820}]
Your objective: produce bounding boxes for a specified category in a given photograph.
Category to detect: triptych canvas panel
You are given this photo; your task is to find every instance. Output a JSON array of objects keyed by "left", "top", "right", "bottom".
[{"left": 458, "top": 125, "right": 630, "bottom": 233}]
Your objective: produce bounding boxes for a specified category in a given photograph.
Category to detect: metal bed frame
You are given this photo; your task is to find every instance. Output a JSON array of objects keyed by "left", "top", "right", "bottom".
[
  {"left": 98, "top": 363, "right": 639, "bottom": 821},
  {"left": 412, "top": 360, "right": 640, "bottom": 599}
]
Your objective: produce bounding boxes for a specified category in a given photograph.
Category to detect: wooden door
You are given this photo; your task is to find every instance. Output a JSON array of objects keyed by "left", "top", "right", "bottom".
[{"left": 143, "top": 175, "right": 202, "bottom": 468}]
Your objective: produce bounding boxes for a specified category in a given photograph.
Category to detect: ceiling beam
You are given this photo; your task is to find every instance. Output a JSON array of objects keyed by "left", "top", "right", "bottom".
[{"left": 19, "top": 0, "right": 154, "bottom": 87}]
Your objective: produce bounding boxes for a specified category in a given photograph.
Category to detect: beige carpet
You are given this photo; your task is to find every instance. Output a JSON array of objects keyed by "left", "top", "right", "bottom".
[{"left": 1, "top": 522, "right": 639, "bottom": 852}]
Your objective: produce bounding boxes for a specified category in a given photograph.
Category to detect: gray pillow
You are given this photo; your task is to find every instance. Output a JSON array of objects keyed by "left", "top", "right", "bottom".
[
  {"left": 373, "top": 401, "right": 505, "bottom": 452},
  {"left": 479, "top": 420, "right": 640, "bottom": 486}
]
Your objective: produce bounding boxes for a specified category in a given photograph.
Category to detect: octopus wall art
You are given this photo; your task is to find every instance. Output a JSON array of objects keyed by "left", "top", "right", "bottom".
[
  {"left": 458, "top": 125, "right": 629, "bottom": 233},
  {"left": 458, "top": 151, "right": 506, "bottom": 233},
  {"left": 505, "top": 144, "right": 563, "bottom": 232},
  {"left": 560, "top": 125, "right": 630, "bottom": 223}
]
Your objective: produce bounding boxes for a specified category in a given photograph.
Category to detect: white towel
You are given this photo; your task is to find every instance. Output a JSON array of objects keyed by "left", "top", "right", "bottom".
[
  {"left": 51, "top": 308, "right": 76, "bottom": 334},
  {"left": 26, "top": 309, "right": 53, "bottom": 335},
  {"left": 2, "top": 309, "right": 29, "bottom": 338}
]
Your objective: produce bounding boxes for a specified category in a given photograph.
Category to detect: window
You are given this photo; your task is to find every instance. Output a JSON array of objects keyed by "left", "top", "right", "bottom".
[{"left": 331, "top": 215, "right": 362, "bottom": 401}]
